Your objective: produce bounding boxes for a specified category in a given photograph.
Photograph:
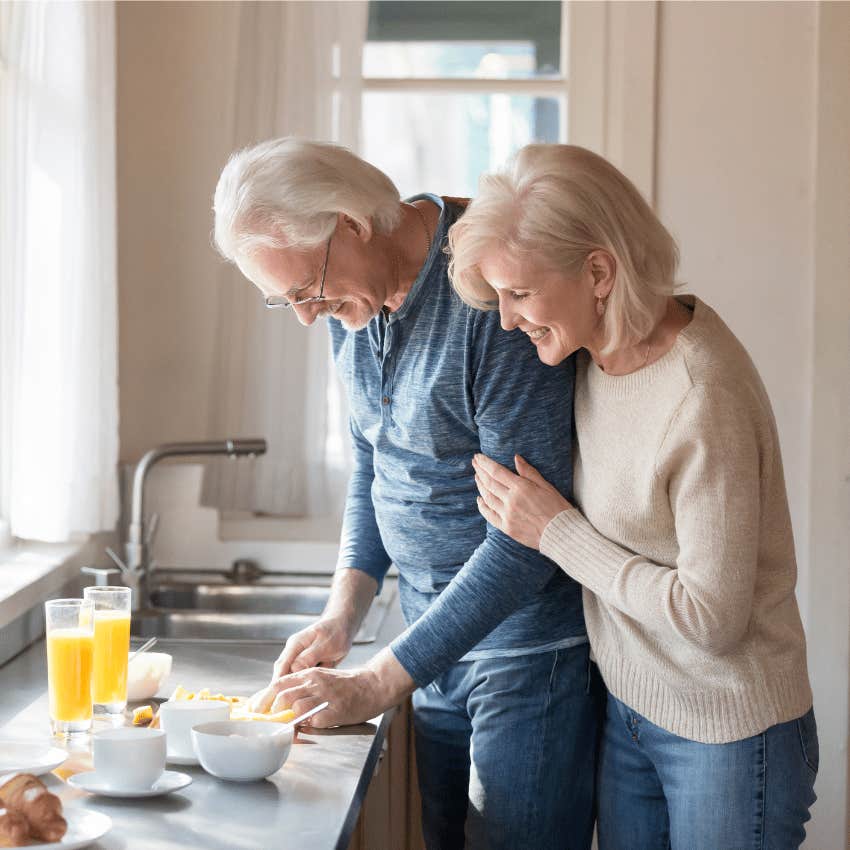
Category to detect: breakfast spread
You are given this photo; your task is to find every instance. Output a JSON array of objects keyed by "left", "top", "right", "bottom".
[
  {"left": 0, "top": 772, "right": 67, "bottom": 846},
  {"left": 133, "top": 685, "right": 296, "bottom": 729}
]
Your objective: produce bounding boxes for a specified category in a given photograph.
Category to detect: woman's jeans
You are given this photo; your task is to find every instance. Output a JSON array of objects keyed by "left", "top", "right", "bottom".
[
  {"left": 598, "top": 692, "right": 819, "bottom": 850},
  {"left": 412, "top": 642, "right": 605, "bottom": 850}
]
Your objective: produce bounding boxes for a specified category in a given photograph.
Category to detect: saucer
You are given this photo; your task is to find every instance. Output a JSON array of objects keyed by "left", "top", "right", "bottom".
[
  {"left": 68, "top": 769, "right": 192, "bottom": 798},
  {"left": 0, "top": 740, "right": 68, "bottom": 776},
  {"left": 25, "top": 809, "right": 111, "bottom": 849},
  {"left": 166, "top": 752, "right": 199, "bottom": 766}
]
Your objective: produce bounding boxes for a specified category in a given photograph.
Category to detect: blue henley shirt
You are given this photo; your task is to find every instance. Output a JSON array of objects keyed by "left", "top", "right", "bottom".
[{"left": 329, "top": 195, "right": 586, "bottom": 687}]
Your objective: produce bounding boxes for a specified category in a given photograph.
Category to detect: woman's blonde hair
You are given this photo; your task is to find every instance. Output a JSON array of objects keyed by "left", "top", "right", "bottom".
[
  {"left": 213, "top": 137, "right": 402, "bottom": 261},
  {"left": 448, "top": 144, "right": 679, "bottom": 353}
]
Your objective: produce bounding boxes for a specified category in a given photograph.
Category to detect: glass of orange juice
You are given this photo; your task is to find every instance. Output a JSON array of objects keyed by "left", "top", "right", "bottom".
[
  {"left": 45, "top": 598, "right": 95, "bottom": 735},
  {"left": 83, "top": 586, "right": 132, "bottom": 715}
]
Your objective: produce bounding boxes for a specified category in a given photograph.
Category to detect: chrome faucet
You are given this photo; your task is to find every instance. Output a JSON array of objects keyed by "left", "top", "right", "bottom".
[{"left": 107, "top": 439, "right": 266, "bottom": 610}]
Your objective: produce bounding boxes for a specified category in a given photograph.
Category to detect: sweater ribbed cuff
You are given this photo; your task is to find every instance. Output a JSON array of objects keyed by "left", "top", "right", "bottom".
[{"left": 539, "top": 509, "right": 630, "bottom": 598}]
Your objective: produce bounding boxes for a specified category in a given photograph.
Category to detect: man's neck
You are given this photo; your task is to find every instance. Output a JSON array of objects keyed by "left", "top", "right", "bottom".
[{"left": 384, "top": 201, "right": 436, "bottom": 313}]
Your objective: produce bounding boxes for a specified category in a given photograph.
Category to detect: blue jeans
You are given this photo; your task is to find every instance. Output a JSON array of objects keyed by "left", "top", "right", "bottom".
[
  {"left": 598, "top": 693, "right": 819, "bottom": 850},
  {"left": 412, "top": 643, "right": 604, "bottom": 850}
]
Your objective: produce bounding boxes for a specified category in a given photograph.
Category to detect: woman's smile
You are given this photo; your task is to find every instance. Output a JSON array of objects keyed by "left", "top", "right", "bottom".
[{"left": 525, "top": 326, "right": 551, "bottom": 342}]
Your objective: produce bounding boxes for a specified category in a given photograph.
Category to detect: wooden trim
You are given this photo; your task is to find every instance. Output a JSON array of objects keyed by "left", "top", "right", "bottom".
[
  {"left": 804, "top": 3, "right": 850, "bottom": 847},
  {"left": 567, "top": 1, "right": 659, "bottom": 204},
  {"left": 362, "top": 77, "right": 565, "bottom": 97},
  {"left": 606, "top": 1, "right": 658, "bottom": 205},
  {"left": 567, "top": 0, "right": 607, "bottom": 152}
]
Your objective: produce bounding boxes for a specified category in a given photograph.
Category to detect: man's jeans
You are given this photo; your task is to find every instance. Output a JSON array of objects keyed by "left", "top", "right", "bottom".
[
  {"left": 598, "top": 693, "right": 819, "bottom": 850},
  {"left": 412, "top": 643, "right": 604, "bottom": 850}
]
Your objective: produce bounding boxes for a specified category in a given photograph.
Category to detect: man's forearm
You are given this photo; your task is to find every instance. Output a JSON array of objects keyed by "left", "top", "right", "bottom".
[
  {"left": 324, "top": 567, "right": 379, "bottom": 639},
  {"left": 390, "top": 531, "right": 557, "bottom": 686}
]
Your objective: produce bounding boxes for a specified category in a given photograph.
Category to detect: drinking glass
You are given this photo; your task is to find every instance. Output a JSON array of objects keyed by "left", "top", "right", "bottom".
[
  {"left": 45, "top": 598, "right": 94, "bottom": 735},
  {"left": 83, "top": 586, "right": 132, "bottom": 714}
]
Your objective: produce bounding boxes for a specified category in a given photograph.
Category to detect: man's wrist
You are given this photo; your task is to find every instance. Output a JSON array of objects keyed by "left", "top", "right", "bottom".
[
  {"left": 364, "top": 647, "right": 416, "bottom": 709},
  {"left": 322, "top": 568, "right": 379, "bottom": 639}
]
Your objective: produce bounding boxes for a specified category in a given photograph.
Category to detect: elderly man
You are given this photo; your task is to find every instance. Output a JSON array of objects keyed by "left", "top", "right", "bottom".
[{"left": 213, "top": 138, "right": 601, "bottom": 850}]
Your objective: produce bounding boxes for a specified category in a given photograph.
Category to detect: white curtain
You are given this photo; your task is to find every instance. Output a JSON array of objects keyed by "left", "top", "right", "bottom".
[
  {"left": 0, "top": 1, "right": 119, "bottom": 542},
  {"left": 202, "top": 1, "right": 366, "bottom": 518}
]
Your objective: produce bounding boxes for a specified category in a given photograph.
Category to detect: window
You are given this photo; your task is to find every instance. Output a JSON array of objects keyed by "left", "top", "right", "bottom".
[{"left": 361, "top": 1, "right": 567, "bottom": 197}]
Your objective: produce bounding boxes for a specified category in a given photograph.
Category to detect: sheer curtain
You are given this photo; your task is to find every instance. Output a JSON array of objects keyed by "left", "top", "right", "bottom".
[
  {"left": 202, "top": 1, "right": 366, "bottom": 519},
  {"left": 0, "top": 1, "right": 119, "bottom": 542}
]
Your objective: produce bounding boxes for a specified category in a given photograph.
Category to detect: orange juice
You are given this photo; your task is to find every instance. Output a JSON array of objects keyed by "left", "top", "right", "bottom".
[
  {"left": 91, "top": 610, "right": 131, "bottom": 706},
  {"left": 46, "top": 628, "right": 94, "bottom": 723}
]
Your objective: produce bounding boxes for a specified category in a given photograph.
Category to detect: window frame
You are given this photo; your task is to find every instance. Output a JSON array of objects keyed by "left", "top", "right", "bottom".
[{"left": 361, "top": 2, "right": 570, "bottom": 144}]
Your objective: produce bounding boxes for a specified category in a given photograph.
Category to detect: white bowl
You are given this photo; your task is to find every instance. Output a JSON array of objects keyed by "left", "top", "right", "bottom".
[
  {"left": 127, "top": 651, "right": 172, "bottom": 701},
  {"left": 191, "top": 720, "right": 293, "bottom": 782}
]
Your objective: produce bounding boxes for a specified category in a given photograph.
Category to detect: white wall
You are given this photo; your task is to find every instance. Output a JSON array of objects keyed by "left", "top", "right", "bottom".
[{"left": 117, "top": 1, "right": 239, "bottom": 462}]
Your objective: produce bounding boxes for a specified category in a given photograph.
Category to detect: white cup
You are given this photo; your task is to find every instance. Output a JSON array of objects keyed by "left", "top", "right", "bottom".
[
  {"left": 92, "top": 727, "right": 166, "bottom": 790},
  {"left": 159, "top": 700, "right": 231, "bottom": 760}
]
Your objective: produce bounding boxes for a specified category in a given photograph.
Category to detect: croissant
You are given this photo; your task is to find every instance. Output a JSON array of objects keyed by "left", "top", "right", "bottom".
[
  {"left": 0, "top": 806, "right": 29, "bottom": 848},
  {"left": 0, "top": 773, "right": 67, "bottom": 843}
]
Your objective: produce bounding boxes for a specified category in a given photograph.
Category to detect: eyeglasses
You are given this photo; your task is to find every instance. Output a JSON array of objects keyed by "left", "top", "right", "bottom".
[{"left": 264, "top": 236, "right": 332, "bottom": 310}]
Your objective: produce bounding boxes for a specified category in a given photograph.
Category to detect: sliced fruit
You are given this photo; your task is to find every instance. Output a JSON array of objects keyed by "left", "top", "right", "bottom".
[{"left": 132, "top": 705, "right": 153, "bottom": 726}]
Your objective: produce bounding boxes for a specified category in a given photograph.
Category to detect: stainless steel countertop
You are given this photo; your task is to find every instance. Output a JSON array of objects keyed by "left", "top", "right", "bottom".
[{"left": 0, "top": 578, "right": 405, "bottom": 850}]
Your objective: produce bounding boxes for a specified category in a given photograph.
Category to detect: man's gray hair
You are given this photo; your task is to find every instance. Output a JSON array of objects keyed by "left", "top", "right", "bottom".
[{"left": 213, "top": 137, "right": 402, "bottom": 261}]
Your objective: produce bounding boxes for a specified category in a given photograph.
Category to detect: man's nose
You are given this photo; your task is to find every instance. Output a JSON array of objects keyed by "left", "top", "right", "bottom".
[{"left": 292, "top": 302, "right": 321, "bottom": 327}]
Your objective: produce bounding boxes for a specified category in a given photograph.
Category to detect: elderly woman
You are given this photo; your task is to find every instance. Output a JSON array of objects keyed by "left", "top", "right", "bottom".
[{"left": 449, "top": 144, "right": 818, "bottom": 849}]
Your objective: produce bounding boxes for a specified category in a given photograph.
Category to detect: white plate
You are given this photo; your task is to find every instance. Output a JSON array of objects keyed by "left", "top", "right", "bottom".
[
  {"left": 165, "top": 752, "right": 199, "bottom": 766},
  {"left": 0, "top": 740, "right": 68, "bottom": 776},
  {"left": 68, "top": 768, "right": 192, "bottom": 798},
  {"left": 25, "top": 809, "right": 112, "bottom": 850}
]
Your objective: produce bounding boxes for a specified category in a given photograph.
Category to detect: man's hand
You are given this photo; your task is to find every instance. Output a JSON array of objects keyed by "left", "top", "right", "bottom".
[
  {"left": 248, "top": 569, "right": 379, "bottom": 711},
  {"left": 250, "top": 647, "right": 416, "bottom": 727},
  {"left": 272, "top": 615, "right": 355, "bottom": 679}
]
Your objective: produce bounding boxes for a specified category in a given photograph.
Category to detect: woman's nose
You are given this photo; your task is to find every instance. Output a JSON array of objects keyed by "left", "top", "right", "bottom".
[{"left": 499, "top": 303, "right": 520, "bottom": 332}]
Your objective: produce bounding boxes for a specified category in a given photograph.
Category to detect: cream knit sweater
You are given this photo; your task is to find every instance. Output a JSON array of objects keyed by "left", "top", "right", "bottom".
[{"left": 540, "top": 296, "right": 812, "bottom": 744}]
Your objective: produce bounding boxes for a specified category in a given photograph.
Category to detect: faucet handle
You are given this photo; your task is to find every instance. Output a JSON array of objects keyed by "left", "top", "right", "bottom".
[
  {"left": 105, "top": 546, "right": 129, "bottom": 573},
  {"left": 81, "top": 566, "right": 120, "bottom": 587}
]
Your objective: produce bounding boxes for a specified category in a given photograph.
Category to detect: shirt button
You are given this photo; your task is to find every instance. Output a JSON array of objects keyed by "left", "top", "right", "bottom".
[{"left": 382, "top": 396, "right": 390, "bottom": 405}]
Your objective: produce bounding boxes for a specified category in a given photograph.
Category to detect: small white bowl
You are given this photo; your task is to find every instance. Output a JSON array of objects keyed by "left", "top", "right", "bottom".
[
  {"left": 191, "top": 720, "right": 293, "bottom": 782},
  {"left": 127, "top": 651, "right": 173, "bottom": 700},
  {"left": 92, "top": 727, "right": 166, "bottom": 791}
]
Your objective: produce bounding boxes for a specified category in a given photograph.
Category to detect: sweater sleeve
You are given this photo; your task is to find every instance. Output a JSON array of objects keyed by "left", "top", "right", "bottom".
[{"left": 540, "top": 383, "right": 762, "bottom": 656}]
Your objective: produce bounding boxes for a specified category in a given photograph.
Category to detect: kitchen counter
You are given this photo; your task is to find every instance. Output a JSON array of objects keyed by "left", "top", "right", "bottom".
[{"left": 0, "top": 578, "right": 406, "bottom": 850}]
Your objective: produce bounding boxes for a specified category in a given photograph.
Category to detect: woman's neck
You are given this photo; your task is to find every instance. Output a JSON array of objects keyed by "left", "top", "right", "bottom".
[{"left": 588, "top": 296, "right": 692, "bottom": 376}]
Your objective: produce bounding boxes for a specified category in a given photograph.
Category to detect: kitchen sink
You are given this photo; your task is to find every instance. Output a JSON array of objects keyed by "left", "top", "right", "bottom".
[
  {"left": 149, "top": 584, "right": 332, "bottom": 615},
  {"left": 131, "top": 610, "right": 318, "bottom": 641},
  {"left": 130, "top": 571, "right": 394, "bottom": 644}
]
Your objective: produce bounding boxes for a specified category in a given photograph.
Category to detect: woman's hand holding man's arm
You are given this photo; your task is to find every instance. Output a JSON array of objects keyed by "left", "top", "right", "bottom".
[{"left": 472, "top": 453, "right": 575, "bottom": 551}]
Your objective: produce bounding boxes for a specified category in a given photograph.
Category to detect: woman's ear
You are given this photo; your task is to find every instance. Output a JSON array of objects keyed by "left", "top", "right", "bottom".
[
  {"left": 587, "top": 250, "right": 616, "bottom": 300},
  {"left": 340, "top": 212, "right": 373, "bottom": 243}
]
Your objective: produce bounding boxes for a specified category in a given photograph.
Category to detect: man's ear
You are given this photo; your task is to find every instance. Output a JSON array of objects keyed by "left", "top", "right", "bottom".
[{"left": 339, "top": 212, "right": 373, "bottom": 243}]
